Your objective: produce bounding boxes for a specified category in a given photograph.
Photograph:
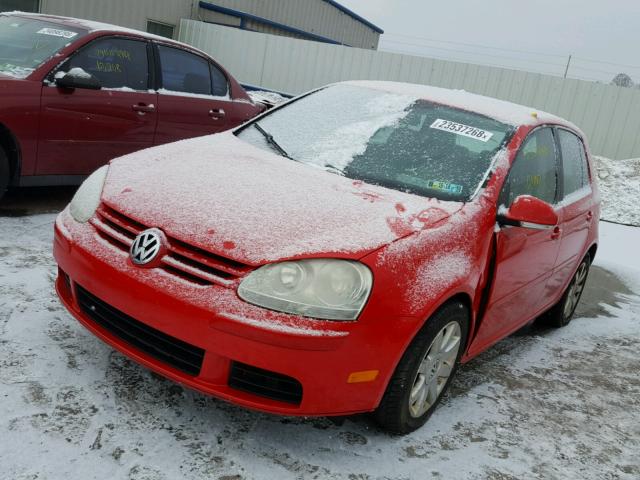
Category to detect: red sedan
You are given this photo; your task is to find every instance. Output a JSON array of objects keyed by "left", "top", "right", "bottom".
[
  {"left": 0, "top": 12, "right": 263, "bottom": 199},
  {"left": 53, "top": 81, "right": 599, "bottom": 433}
]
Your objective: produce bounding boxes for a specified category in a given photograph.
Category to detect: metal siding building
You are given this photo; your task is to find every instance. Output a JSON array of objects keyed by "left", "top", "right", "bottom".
[
  {"left": 17, "top": 0, "right": 382, "bottom": 48},
  {"left": 179, "top": 20, "right": 640, "bottom": 160},
  {"left": 37, "top": 0, "right": 196, "bottom": 38},
  {"left": 198, "top": 0, "right": 382, "bottom": 48}
]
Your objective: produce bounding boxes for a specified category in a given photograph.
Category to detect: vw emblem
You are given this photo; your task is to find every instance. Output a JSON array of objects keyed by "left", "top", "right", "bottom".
[{"left": 130, "top": 229, "right": 164, "bottom": 266}]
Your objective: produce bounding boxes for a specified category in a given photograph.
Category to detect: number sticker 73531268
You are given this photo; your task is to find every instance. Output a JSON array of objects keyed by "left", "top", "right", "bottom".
[{"left": 430, "top": 119, "right": 494, "bottom": 143}]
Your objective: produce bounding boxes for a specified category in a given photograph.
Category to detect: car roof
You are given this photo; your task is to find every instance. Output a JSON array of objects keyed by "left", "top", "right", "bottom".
[
  {"left": 341, "top": 80, "right": 581, "bottom": 133},
  {"left": 3, "top": 11, "right": 188, "bottom": 46}
]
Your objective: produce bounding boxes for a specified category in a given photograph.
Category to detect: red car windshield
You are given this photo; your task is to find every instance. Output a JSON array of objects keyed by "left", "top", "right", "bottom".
[
  {"left": 238, "top": 84, "right": 516, "bottom": 201},
  {"left": 0, "top": 15, "right": 86, "bottom": 78}
]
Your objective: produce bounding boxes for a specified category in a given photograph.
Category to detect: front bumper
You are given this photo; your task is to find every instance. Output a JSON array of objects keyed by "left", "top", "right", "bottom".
[{"left": 53, "top": 209, "right": 400, "bottom": 416}]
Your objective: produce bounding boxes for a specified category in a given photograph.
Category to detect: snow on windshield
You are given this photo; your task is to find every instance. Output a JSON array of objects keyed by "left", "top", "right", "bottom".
[
  {"left": 238, "top": 84, "right": 514, "bottom": 202},
  {"left": 0, "top": 15, "right": 84, "bottom": 77},
  {"left": 241, "top": 84, "right": 414, "bottom": 170}
]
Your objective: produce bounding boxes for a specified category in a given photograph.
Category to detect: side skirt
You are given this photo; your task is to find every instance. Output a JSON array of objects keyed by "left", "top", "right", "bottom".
[{"left": 19, "top": 175, "right": 87, "bottom": 187}]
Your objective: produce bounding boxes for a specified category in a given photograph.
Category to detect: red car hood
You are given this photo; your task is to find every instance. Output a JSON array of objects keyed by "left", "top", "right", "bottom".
[{"left": 101, "top": 133, "right": 463, "bottom": 265}]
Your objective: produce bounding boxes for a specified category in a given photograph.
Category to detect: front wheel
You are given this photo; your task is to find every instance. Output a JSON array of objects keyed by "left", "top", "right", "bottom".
[
  {"left": 0, "top": 147, "right": 9, "bottom": 201},
  {"left": 374, "top": 301, "right": 469, "bottom": 434}
]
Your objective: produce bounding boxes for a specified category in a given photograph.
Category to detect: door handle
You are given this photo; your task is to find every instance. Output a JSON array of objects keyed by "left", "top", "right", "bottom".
[
  {"left": 551, "top": 226, "right": 562, "bottom": 240},
  {"left": 209, "top": 108, "right": 226, "bottom": 120},
  {"left": 586, "top": 211, "right": 593, "bottom": 223},
  {"left": 132, "top": 103, "right": 155, "bottom": 113}
]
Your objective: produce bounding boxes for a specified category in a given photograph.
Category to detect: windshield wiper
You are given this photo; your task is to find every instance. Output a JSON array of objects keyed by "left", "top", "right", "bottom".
[
  {"left": 254, "top": 122, "right": 295, "bottom": 161},
  {"left": 324, "top": 164, "right": 345, "bottom": 176}
]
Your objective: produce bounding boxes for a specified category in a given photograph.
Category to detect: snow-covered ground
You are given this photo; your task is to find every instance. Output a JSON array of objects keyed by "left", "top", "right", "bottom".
[
  {"left": 595, "top": 156, "right": 640, "bottom": 226},
  {"left": 0, "top": 208, "right": 639, "bottom": 478}
]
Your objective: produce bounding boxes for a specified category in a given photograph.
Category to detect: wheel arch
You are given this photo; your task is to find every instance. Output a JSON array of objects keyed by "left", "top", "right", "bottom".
[
  {"left": 587, "top": 243, "right": 598, "bottom": 263},
  {"left": 375, "top": 290, "right": 474, "bottom": 408},
  {"left": 0, "top": 122, "right": 21, "bottom": 185}
]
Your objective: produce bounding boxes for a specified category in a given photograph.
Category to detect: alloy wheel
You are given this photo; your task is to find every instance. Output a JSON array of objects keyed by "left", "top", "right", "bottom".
[
  {"left": 563, "top": 261, "right": 589, "bottom": 319},
  {"left": 408, "top": 321, "right": 461, "bottom": 418}
]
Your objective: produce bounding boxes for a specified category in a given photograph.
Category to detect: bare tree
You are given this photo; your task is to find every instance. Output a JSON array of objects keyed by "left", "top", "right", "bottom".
[{"left": 611, "top": 73, "right": 634, "bottom": 88}]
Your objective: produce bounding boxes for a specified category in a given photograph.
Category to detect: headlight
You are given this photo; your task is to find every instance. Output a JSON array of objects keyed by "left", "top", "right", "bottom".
[
  {"left": 238, "top": 259, "right": 373, "bottom": 321},
  {"left": 69, "top": 165, "right": 109, "bottom": 223}
]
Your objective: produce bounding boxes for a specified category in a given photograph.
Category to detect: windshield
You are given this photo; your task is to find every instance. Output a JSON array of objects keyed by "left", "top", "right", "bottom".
[
  {"left": 0, "top": 15, "right": 85, "bottom": 78},
  {"left": 237, "top": 84, "right": 516, "bottom": 201}
]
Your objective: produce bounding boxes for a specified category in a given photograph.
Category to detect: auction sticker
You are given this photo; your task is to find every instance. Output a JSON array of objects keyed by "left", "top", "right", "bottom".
[
  {"left": 430, "top": 119, "right": 494, "bottom": 142},
  {"left": 37, "top": 28, "right": 78, "bottom": 39}
]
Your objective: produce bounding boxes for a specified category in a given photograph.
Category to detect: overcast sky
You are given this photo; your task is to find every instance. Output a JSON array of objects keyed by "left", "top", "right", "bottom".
[{"left": 339, "top": 0, "right": 640, "bottom": 83}]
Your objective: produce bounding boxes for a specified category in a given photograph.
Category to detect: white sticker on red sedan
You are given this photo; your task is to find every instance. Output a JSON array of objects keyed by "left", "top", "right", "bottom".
[
  {"left": 430, "top": 119, "right": 494, "bottom": 142},
  {"left": 37, "top": 28, "right": 78, "bottom": 39}
]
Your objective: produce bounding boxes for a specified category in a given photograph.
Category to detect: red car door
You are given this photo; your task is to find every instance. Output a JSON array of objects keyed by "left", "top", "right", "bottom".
[
  {"left": 153, "top": 44, "right": 235, "bottom": 145},
  {"left": 469, "top": 127, "right": 562, "bottom": 354},
  {"left": 545, "top": 128, "right": 595, "bottom": 296},
  {"left": 37, "top": 36, "right": 157, "bottom": 176}
]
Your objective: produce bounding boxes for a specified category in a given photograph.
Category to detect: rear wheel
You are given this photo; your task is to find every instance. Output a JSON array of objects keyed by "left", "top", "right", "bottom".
[
  {"left": 544, "top": 254, "right": 591, "bottom": 328},
  {"left": 0, "top": 147, "right": 9, "bottom": 201},
  {"left": 374, "top": 301, "right": 469, "bottom": 434}
]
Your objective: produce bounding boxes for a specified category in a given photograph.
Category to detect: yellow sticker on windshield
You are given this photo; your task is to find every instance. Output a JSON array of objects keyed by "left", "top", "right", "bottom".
[{"left": 430, "top": 119, "right": 493, "bottom": 142}]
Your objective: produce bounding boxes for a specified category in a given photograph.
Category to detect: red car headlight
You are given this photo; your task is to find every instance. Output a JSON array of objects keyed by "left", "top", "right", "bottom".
[
  {"left": 69, "top": 165, "right": 109, "bottom": 223},
  {"left": 238, "top": 259, "right": 373, "bottom": 321}
]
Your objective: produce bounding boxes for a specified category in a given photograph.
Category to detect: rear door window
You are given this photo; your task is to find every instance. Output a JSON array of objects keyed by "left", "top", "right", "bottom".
[
  {"left": 502, "top": 127, "right": 559, "bottom": 206},
  {"left": 210, "top": 62, "right": 228, "bottom": 97},
  {"left": 557, "top": 129, "right": 590, "bottom": 198},
  {"left": 158, "top": 45, "right": 212, "bottom": 95},
  {"left": 63, "top": 37, "right": 149, "bottom": 90}
]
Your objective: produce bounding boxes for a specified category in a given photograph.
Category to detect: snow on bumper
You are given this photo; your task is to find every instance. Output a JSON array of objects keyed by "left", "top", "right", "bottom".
[{"left": 53, "top": 209, "right": 391, "bottom": 416}]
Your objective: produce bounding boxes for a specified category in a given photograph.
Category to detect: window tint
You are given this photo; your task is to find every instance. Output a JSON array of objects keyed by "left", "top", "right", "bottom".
[
  {"left": 64, "top": 37, "right": 149, "bottom": 90},
  {"left": 146, "top": 20, "right": 174, "bottom": 39},
  {"left": 158, "top": 45, "right": 211, "bottom": 95},
  {"left": 503, "top": 128, "right": 558, "bottom": 206},
  {"left": 210, "top": 63, "right": 228, "bottom": 97},
  {"left": 558, "top": 129, "right": 590, "bottom": 197}
]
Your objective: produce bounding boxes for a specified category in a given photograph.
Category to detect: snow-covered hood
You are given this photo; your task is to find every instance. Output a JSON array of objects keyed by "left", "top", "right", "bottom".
[{"left": 101, "top": 133, "right": 464, "bottom": 265}]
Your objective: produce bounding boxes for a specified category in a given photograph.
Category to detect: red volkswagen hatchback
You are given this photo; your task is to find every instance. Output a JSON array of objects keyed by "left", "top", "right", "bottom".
[
  {"left": 0, "top": 12, "right": 263, "bottom": 199},
  {"left": 54, "top": 81, "right": 599, "bottom": 433}
]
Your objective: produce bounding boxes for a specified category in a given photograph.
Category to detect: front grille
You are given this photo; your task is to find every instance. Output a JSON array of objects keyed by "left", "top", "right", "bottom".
[
  {"left": 229, "top": 362, "right": 303, "bottom": 405},
  {"left": 90, "top": 203, "right": 251, "bottom": 287},
  {"left": 76, "top": 285, "right": 205, "bottom": 376}
]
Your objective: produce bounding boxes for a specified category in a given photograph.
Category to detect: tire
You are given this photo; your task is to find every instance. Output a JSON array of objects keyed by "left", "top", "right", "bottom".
[
  {"left": 374, "top": 301, "right": 469, "bottom": 435},
  {"left": 543, "top": 253, "right": 591, "bottom": 328},
  {"left": 0, "top": 147, "right": 9, "bottom": 202}
]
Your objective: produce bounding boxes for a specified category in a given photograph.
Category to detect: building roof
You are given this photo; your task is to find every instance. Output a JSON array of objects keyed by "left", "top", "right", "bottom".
[{"left": 321, "top": 1, "right": 384, "bottom": 34}]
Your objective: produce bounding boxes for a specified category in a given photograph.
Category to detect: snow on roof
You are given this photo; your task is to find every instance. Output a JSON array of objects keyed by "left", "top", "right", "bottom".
[{"left": 342, "top": 80, "right": 578, "bottom": 130}]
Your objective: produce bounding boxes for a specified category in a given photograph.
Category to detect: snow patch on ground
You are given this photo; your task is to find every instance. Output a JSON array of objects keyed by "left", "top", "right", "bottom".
[
  {"left": 1, "top": 214, "right": 639, "bottom": 479},
  {"left": 595, "top": 156, "right": 640, "bottom": 226}
]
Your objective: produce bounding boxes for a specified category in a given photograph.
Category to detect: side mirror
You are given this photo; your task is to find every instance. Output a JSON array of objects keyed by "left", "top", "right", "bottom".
[
  {"left": 55, "top": 68, "right": 101, "bottom": 91},
  {"left": 497, "top": 195, "right": 558, "bottom": 230}
]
